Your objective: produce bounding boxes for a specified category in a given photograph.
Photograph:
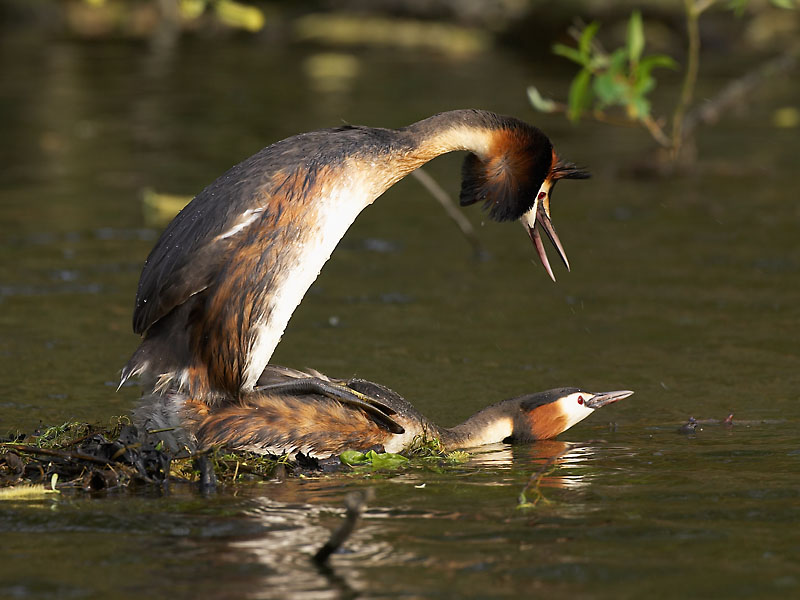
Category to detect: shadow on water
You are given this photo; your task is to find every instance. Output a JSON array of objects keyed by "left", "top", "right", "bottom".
[{"left": 1, "top": 27, "right": 799, "bottom": 600}]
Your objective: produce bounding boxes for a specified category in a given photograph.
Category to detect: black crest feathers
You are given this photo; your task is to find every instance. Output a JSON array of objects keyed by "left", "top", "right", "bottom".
[
  {"left": 551, "top": 160, "right": 591, "bottom": 181},
  {"left": 519, "top": 387, "right": 581, "bottom": 411},
  {"left": 459, "top": 121, "right": 553, "bottom": 222}
]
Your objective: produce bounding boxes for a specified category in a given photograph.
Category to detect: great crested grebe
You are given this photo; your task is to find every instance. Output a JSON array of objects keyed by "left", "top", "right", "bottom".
[
  {"left": 141, "top": 366, "right": 633, "bottom": 458},
  {"left": 122, "top": 109, "right": 603, "bottom": 451}
]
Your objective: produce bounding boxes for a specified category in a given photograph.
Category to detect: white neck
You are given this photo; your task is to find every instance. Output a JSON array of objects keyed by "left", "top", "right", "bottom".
[
  {"left": 239, "top": 123, "right": 497, "bottom": 391},
  {"left": 241, "top": 178, "right": 375, "bottom": 389}
]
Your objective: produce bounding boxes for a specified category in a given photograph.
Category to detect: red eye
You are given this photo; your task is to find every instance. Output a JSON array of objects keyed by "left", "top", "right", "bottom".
[
  {"left": 537, "top": 191, "right": 547, "bottom": 200},
  {"left": 577, "top": 396, "right": 584, "bottom": 404}
]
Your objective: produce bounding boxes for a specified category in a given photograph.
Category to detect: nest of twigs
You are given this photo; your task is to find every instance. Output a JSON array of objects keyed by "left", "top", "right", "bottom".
[{"left": 0, "top": 420, "right": 291, "bottom": 494}]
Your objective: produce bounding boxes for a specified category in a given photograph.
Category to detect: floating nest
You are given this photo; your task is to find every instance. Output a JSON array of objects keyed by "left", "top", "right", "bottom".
[{"left": 0, "top": 419, "right": 294, "bottom": 495}]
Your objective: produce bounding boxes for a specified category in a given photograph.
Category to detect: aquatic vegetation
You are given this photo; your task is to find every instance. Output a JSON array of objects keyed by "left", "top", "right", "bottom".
[
  {"left": 403, "top": 435, "right": 470, "bottom": 465},
  {"left": 340, "top": 449, "right": 409, "bottom": 470}
]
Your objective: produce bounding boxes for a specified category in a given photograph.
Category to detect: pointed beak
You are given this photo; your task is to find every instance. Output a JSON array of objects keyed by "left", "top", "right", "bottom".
[
  {"left": 585, "top": 390, "right": 634, "bottom": 409},
  {"left": 520, "top": 186, "right": 570, "bottom": 281}
]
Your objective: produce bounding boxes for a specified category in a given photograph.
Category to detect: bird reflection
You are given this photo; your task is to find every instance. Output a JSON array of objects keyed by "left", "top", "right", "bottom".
[{"left": 467, "top": 440, "right": 598, "bottom": 490}]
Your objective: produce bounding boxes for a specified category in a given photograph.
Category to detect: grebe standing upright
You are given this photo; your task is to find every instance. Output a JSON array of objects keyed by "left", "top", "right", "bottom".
[{"left": 122, "top": 110, "right": 597, "bottom": 449}]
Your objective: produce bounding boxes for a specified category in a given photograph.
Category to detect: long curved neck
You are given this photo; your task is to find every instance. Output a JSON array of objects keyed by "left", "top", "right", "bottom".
[
  {"left": 397, "top": 110, "right": 497, "bottom": 165},
  {"left": 239, "top": 112, "right": 501, "bottom": 391},
  {"left": 436, "top": 398, "right": 521, "bottom": 449}
]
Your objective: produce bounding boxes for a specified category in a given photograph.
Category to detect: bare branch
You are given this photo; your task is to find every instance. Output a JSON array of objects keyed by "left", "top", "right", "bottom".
[
  {"left": 411, "top": 168, "right": 485, "bottom": 257},
  {"left": 671, "top": 0, "right": 703, "bottom": 160},
  {"left": 682, "top": 47, "right": 799, "bottom": 140}
]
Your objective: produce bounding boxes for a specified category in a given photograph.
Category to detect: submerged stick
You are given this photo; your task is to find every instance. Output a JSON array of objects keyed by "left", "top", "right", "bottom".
[
  {"left": 197, "top": 452, "right": 217, "bottom": 494},
  {"left": 682, "top": 47, "right": 799, "bottom": 140},
  {"left": 313, "top": 489, "right": 375, "bottom": 563},
  {"left": 1, "top": 444, "right": 114, "bottom": 466},
  {"left": 411, "top": 168, "right": 486, "bottom": 258}
]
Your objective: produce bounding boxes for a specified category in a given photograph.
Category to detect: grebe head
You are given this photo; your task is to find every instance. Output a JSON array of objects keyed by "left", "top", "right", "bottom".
[
  {"left": 512, "top": 388, "right": 633, "bottom": 441},
  {"left": 520, "top": 159, "right": 590, "bottom": 281},
  {"left": 458, "top": 120, "right": 589, "bottom": 281}
]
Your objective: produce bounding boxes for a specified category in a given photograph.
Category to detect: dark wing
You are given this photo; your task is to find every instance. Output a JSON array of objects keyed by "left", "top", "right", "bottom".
[
  {"left": 133, "top": 155, "right": 269, "bottom": 334},
  {"left": 131, "top": 134, "right": 316, "bottom": 335},
  {"left": 132, "top": 125, "right": 398, "bottom": 336},
  {"left": 255, "top": 366, "right": 404, "bottom": 434}
]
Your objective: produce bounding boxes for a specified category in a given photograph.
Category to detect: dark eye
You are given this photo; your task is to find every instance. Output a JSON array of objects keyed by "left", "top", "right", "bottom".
[
  {"left": 577, "top": 395, "right": 584, "bottom": 404},
  {"left": 537, "top": 191, "right": 547, "bottom": 200}
]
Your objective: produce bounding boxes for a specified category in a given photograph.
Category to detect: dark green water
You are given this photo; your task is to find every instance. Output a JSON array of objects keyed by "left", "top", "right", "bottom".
[{"left": 1, "top": 31, "right": 799, "bottom": 599}]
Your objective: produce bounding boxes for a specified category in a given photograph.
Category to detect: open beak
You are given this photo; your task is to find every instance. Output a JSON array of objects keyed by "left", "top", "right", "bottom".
[
  {"left": 585, "top": 390, "right": 634, "bottom": 409},
  {"left": 520, "top": 184, "right": 570, "bottom": 281}
]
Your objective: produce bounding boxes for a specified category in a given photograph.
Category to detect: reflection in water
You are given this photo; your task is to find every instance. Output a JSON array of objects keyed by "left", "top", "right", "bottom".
[
  {"left": 226, "top": 495, "right": 408, "bottom": 599},
  {"left": 469, "top": 440, "right": 598, "bottom": 490},
  {"left": 221, "top": 440, "right": 607, "bottom": 598}
]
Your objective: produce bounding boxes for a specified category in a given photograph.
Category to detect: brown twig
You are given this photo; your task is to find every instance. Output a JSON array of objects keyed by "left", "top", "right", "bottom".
[
  {"left": 411, "top": 168, "right": 485, "bottom": 256},
  {"left": 539, "top": 97, "right": 640, "bottom": 129},
  {"left": 682, "top": 47, "right": 799, "bottom": 139},
  {"left": 1, "top": 444, "right": 114, "bottom": 466},
  {"left": 671, "top": 0, "right": 708, "bottom": 160},
  {"left": 641, "top": 114, "right": 671, "bottom": 148}
]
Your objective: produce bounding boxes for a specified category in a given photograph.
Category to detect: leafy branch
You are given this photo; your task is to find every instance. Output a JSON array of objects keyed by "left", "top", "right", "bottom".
[
  {"left": 530, "top": 11, "right": 677, "bottom": 147},
  {"left": 528, "top": 1, "right": 799, "bottom": 169}
]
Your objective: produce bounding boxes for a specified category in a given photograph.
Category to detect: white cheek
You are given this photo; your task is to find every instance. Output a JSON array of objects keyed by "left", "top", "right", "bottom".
[{"left": 558, "top": 396, "right": 595, "bottom": 430}]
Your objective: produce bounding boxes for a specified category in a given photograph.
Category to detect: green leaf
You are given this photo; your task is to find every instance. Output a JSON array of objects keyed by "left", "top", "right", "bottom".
[
  {"left": 587, "top": 53, "right": 609, "bottom": 71},
  {"left": 340, "top": 450, "right": 368, "bottom": 466},
  {"left": 627, "top": 10, "right": 645, "bottom": 64},
  {"left": 527, "top": 85, "right": 557, "bottom": 113},
  {"left": 608, "top": 47, "right": 628, "bottom": 74},
  {"left": 632, "top": 72, "right": 656, "bottom": 96},
  {"left": 579, "top": 22, "right": 600, "bottom": 62},
  {"left": 552, "top": 43, "right": 584, "bottom": 65},
  {"left": 637, "top": 54, "right": 678, "bottom": 80},
  {"left": 567, "top": 68, "right": 593, "bottom": 122},
  {"left": 339, "top": 449, "right": 409, "bottom": 470},
  {"left": 365, "top": 450, "right": 409, "bottom": 469},
  {"left": 629, "top": 95, "right": 651, "bottom": 120},
  {"left": 630, "top": 54, "right": 677, "bottom": 105},
  {"left": 769, "top": 0, "right": 796, "bottom": 10},
  {"left": 593, "top": 72, "right": 627, "bottom": 106}
]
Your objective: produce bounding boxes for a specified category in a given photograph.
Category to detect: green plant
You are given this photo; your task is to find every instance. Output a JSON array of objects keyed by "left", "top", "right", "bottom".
[
  {"left": 528, "top": 1, "right": 799, "bottom": 169},
  {"left": 554, "top": 13, "right": 675, "bottom": 128},
  {"left": 340, "top": 449, "right": 409, "bottom": 470}
]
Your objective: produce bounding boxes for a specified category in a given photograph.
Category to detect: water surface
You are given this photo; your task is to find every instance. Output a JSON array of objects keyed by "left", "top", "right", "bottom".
[{"left": 1, "top": 31, "right": 799, "bottom": 599}]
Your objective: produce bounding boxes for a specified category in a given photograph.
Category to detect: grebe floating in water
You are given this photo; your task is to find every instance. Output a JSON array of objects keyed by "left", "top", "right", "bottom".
[
  {"left": 121, "top": 110, "right": 609, "bottom": 450},
  {"left": 141, "top": 366, "right": 632, "bottom": 458}
]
